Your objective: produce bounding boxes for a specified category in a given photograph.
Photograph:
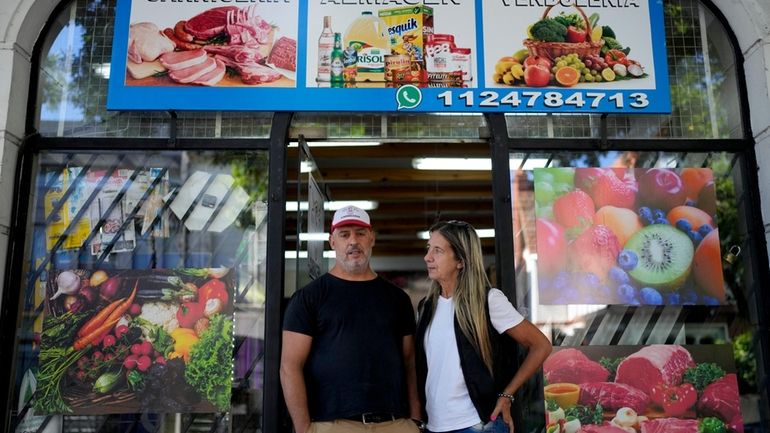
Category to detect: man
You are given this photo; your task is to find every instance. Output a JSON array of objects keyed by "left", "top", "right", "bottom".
[{"left": 281, "top": 205, "right": 422, "bottom": 433}]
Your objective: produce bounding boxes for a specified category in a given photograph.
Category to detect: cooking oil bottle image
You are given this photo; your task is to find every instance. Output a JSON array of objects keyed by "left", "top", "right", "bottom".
[
  {"left": 330, "top": 32, "right": 344, "bottom": 84},
  {"left": 344, "top": 11, "right": 390, "bottom": 82}
]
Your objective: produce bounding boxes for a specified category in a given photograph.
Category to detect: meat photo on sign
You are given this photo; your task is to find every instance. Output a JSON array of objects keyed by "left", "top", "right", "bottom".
[
  {"left": 125, "top": 4, "right": 297, "bottom": 87},
  {"left": 542, "top": 345, "right": 744, "bottom": 433}
]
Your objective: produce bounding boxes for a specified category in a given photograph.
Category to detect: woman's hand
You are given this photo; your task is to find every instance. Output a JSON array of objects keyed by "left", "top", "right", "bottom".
[{"left": 490, "top": 397, "right": 515, "bottom": 432}]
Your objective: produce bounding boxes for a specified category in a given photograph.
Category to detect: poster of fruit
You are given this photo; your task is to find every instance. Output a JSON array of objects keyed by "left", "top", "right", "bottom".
[
  {"left": 533, "top": 168, "right": 724, "bottom": 305},
  {"left": 123, "top": 1, "right": 298, "bottom": 87},
  {"left": 305, "top": 0, "right": 476, "bottom": 88},
  {"left": 483, "top": 1, "right": 658, "bottom": 90},
  {"left": 35, "top": 268, "right": 235, "bottom": 414},
  {"left": 543, "top": 344, "right": 744, "bottom": 433}
]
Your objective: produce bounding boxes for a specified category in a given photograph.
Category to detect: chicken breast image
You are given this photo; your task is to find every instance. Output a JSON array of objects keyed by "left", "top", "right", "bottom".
[{"left": 127, "top": 22, "right": 175, "bottom": 64}]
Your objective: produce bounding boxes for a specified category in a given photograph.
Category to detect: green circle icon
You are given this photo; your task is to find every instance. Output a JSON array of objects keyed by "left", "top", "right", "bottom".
[{"left": 396, "top": 85, "right": 422, "bottom": 110}]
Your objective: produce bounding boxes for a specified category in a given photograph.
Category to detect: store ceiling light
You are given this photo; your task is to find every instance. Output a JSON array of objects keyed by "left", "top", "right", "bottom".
[
  {"left": 417, "top": 228, "right": 495, "bottom": 239},
  {"left": 286, "top": 200, "right": 378, "bottom": 212},
  {"left": 412, "top": 158, "right": 491, "bottom": 170},
  {"left": 285, "top": 250, "right": 336, "bottom": 259},
  {"left": 300, "top": 161, "right": 315, "bottom": 173},
  {"left": 299, "top": 232, "right": 330, "bottom": 241},
  {"left": 289, "top": 141, "right": 381, "bottom": 147},
  {"left": 412, "top": 157, "right": 551, "bottom": 171}
]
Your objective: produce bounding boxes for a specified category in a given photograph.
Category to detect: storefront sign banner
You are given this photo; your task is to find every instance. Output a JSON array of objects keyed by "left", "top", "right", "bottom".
[
  {"left": 533, "top": 168, "right": 724, "bottom": 306},
  {"left": 108, "top": 0, "right": 670, "bottom": 113}
]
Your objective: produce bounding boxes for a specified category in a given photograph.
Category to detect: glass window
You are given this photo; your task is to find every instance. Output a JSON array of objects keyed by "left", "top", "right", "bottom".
[
  {"left": 505, "top": 0, "right": 743, "bottom": 139},
  {"left": 11, "top": 150, "right": 268, "bottom": 431},
  {"left": 509, "top": 151, "right": 762, "bottom": 432},
  {"left": 34, "top": 0, "right": 273, "bottom": 138}
]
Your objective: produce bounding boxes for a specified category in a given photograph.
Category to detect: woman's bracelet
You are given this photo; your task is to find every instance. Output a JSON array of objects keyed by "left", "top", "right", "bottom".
[{"left": 497, "top": 392, "right": 515, "bottom": 402}]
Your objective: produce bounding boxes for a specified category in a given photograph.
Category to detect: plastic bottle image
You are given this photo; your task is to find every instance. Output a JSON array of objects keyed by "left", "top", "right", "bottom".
[
  {"left": 317, "top": 16, "right": 334, "bottom": 82},
  {"left": 330, "top": 32, "right": 344, "bottom": 83},
  {"left": 344, "top": 11, "right": 390, "bottom": 82}
]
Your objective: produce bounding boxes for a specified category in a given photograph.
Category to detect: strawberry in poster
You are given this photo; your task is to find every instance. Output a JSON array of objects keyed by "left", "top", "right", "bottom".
[
  {"left": 35, "top": 268, "right": 235, "bottom": 414},
  {"left": 543, "top": 345, "right": 744, "bottom": 433},
  {"left": 534, "top": 168, "right": 724, "bottom": 305}
]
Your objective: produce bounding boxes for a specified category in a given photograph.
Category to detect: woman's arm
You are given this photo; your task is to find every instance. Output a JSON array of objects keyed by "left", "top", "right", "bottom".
[{"left": 490, "top": 319, "right": 552, "bottom": 431}]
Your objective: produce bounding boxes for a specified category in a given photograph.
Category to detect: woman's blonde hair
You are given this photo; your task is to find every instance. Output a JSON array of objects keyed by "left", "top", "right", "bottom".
[{"left": 425, "top": 220, "right": 494, "bottom": 372}]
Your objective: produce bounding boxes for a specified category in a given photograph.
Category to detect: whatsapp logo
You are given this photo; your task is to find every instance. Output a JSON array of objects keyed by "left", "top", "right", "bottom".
[{"left": 396, "top": 84, "right": 422, "bottom": 110}]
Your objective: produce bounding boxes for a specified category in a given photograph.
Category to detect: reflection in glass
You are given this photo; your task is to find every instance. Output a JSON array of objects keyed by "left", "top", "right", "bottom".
[
  {"left": 509, "top": 151, "right": 761, "bottom": 432},
  {"left": 12, "top": 151, "right": 268, "bottom": 431}
]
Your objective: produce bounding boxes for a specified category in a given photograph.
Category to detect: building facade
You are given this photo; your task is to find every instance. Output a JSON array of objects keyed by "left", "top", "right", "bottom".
[{"left": 1, "top": 0, "right": 769, "bottom": 432}]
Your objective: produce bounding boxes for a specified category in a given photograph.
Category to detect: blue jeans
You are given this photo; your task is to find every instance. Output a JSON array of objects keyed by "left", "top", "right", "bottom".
[{"left": 427, "top": 417, "right": 509, "bottom": 433}]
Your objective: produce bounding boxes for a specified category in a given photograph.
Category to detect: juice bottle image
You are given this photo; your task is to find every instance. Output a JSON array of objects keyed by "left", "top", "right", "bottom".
[
  {"left": 317, "top": 16, "right": 334, "bottom": 82},
  {"left": 344, "top": 11, "right": 390, "bottom": 82},
  {"left": 330, "top": 33, "right": 344, "bottom": 83}
]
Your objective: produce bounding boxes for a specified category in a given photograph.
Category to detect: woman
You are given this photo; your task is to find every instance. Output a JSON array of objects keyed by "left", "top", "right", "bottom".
[{"left": 416, "top": 220, "right": 551, "bottom": 433}]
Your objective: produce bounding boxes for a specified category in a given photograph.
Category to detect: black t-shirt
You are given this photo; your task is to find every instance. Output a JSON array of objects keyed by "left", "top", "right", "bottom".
[{"left": 283, "top": 273, "right": 416, "bottom": 421}]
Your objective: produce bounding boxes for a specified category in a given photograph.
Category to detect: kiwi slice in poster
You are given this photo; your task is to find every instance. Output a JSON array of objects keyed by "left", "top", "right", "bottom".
[{"left": 625, "top": 225, "right": 694, "bottom": 289}]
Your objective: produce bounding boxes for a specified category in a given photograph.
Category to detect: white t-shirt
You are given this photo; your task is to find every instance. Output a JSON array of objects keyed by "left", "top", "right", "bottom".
[{"left": 424, "top": 288, "right": 524, "bottom": 432}]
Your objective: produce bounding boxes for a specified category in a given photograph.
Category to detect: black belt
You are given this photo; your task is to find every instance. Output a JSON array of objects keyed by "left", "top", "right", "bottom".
[{"left": 344, "top": 413, "right": 397, "bottom": 424}]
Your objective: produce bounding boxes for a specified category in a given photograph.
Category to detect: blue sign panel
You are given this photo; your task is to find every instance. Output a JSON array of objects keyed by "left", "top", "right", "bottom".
[{"left": 108, "top": 0, "right": 670, "bottom": 114}]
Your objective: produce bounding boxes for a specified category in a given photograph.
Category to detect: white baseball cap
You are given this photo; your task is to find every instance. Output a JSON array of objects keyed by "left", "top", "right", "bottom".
[{"left": 331, "top": 205, "right": 372, "bottom": 232}]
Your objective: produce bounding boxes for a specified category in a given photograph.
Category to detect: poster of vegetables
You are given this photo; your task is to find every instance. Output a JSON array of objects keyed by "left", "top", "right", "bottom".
[
  {"left": 35, "top": 268, "right": 235, "bottom": 414},
  {"left": 543, "top": 344, "right": 744, "bottom": 433},
  {"left": 123, "top": 1, "right": 298, "bottom": 87},
  {"left": 534, "top": 168, "right": 724, "bottom": 305},
  {"left": 483, "top": 2, "right": 657, "bottom": 89}
]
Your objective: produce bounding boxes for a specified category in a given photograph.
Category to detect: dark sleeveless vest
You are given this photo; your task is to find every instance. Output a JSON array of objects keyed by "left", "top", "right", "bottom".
[{"left": 415, "top": 291, "right": 518, "bottom": 423}]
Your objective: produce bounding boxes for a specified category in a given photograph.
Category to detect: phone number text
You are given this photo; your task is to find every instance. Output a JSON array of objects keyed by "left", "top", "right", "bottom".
[{"left": 436, "top": 90, "right": 650, "bottom": 110}]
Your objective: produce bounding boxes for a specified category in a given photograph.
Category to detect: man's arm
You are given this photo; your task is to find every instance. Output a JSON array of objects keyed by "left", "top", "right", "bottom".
[
  {"left": 280, "top": 330, "right": 314, "bottom": 433},
  {"left": 401, "top": 335, "right": 422, "bottom": 420}
]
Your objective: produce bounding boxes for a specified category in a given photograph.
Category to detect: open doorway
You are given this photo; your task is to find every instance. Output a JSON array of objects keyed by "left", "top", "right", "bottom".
[{"left": 284, "top": 137, "right": 495, "bottom": 307}]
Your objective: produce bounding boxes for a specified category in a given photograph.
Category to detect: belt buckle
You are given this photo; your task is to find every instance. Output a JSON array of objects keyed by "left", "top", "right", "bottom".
[{"left": 361, "top": 413, "right": 393, "bottom": 424}]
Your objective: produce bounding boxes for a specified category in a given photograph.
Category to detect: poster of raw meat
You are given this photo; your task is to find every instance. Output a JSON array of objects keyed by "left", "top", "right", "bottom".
[
  {"left": 543, "top": 345, "right": 744, "bottom": 433},
  {"left": 123, "top": 1, "right": 297, "bottom": 87},
  {"left": 35, "top": 268, "right": 235, "bottom": 414},
  {"left": 305, "top": 0, "right": 476, "bottom": 89},
  {"left": 483, "top": 1, "right": 662, "bottom": 92},
  {"left": 533, "top": 168, "right": 724, "bottom": 305}
]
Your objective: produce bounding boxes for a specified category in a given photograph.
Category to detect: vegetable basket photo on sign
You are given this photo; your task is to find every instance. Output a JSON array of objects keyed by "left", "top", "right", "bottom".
[
  {"left": 489, "top": 4, "right": 650, "bottom": 89},
  {"left": 534, "top": 168, "right": 724, "bottom": 306},
  {"left": 36, "top": 268, "right": 235, "bottom": 414}
]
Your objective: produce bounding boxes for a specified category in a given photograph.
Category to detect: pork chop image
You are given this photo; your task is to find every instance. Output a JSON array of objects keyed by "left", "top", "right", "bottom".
[
  {"left": 544, "top": 348, "right": 610, "bottom": 384},
  {"left": 578, "top": 382, "right": 650, "bottom": 413},
  {"left": 160, "top": 49, "right": 208, "bottom": 71},
  {"left": 127, "top": 22, "right": 175, "bottom": 63},
  {"left": 640, "top": 418, "right": 698, "bottom": 433},
  {"left": 615, "top": 345, "right": 694, "bottom": 395}
]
